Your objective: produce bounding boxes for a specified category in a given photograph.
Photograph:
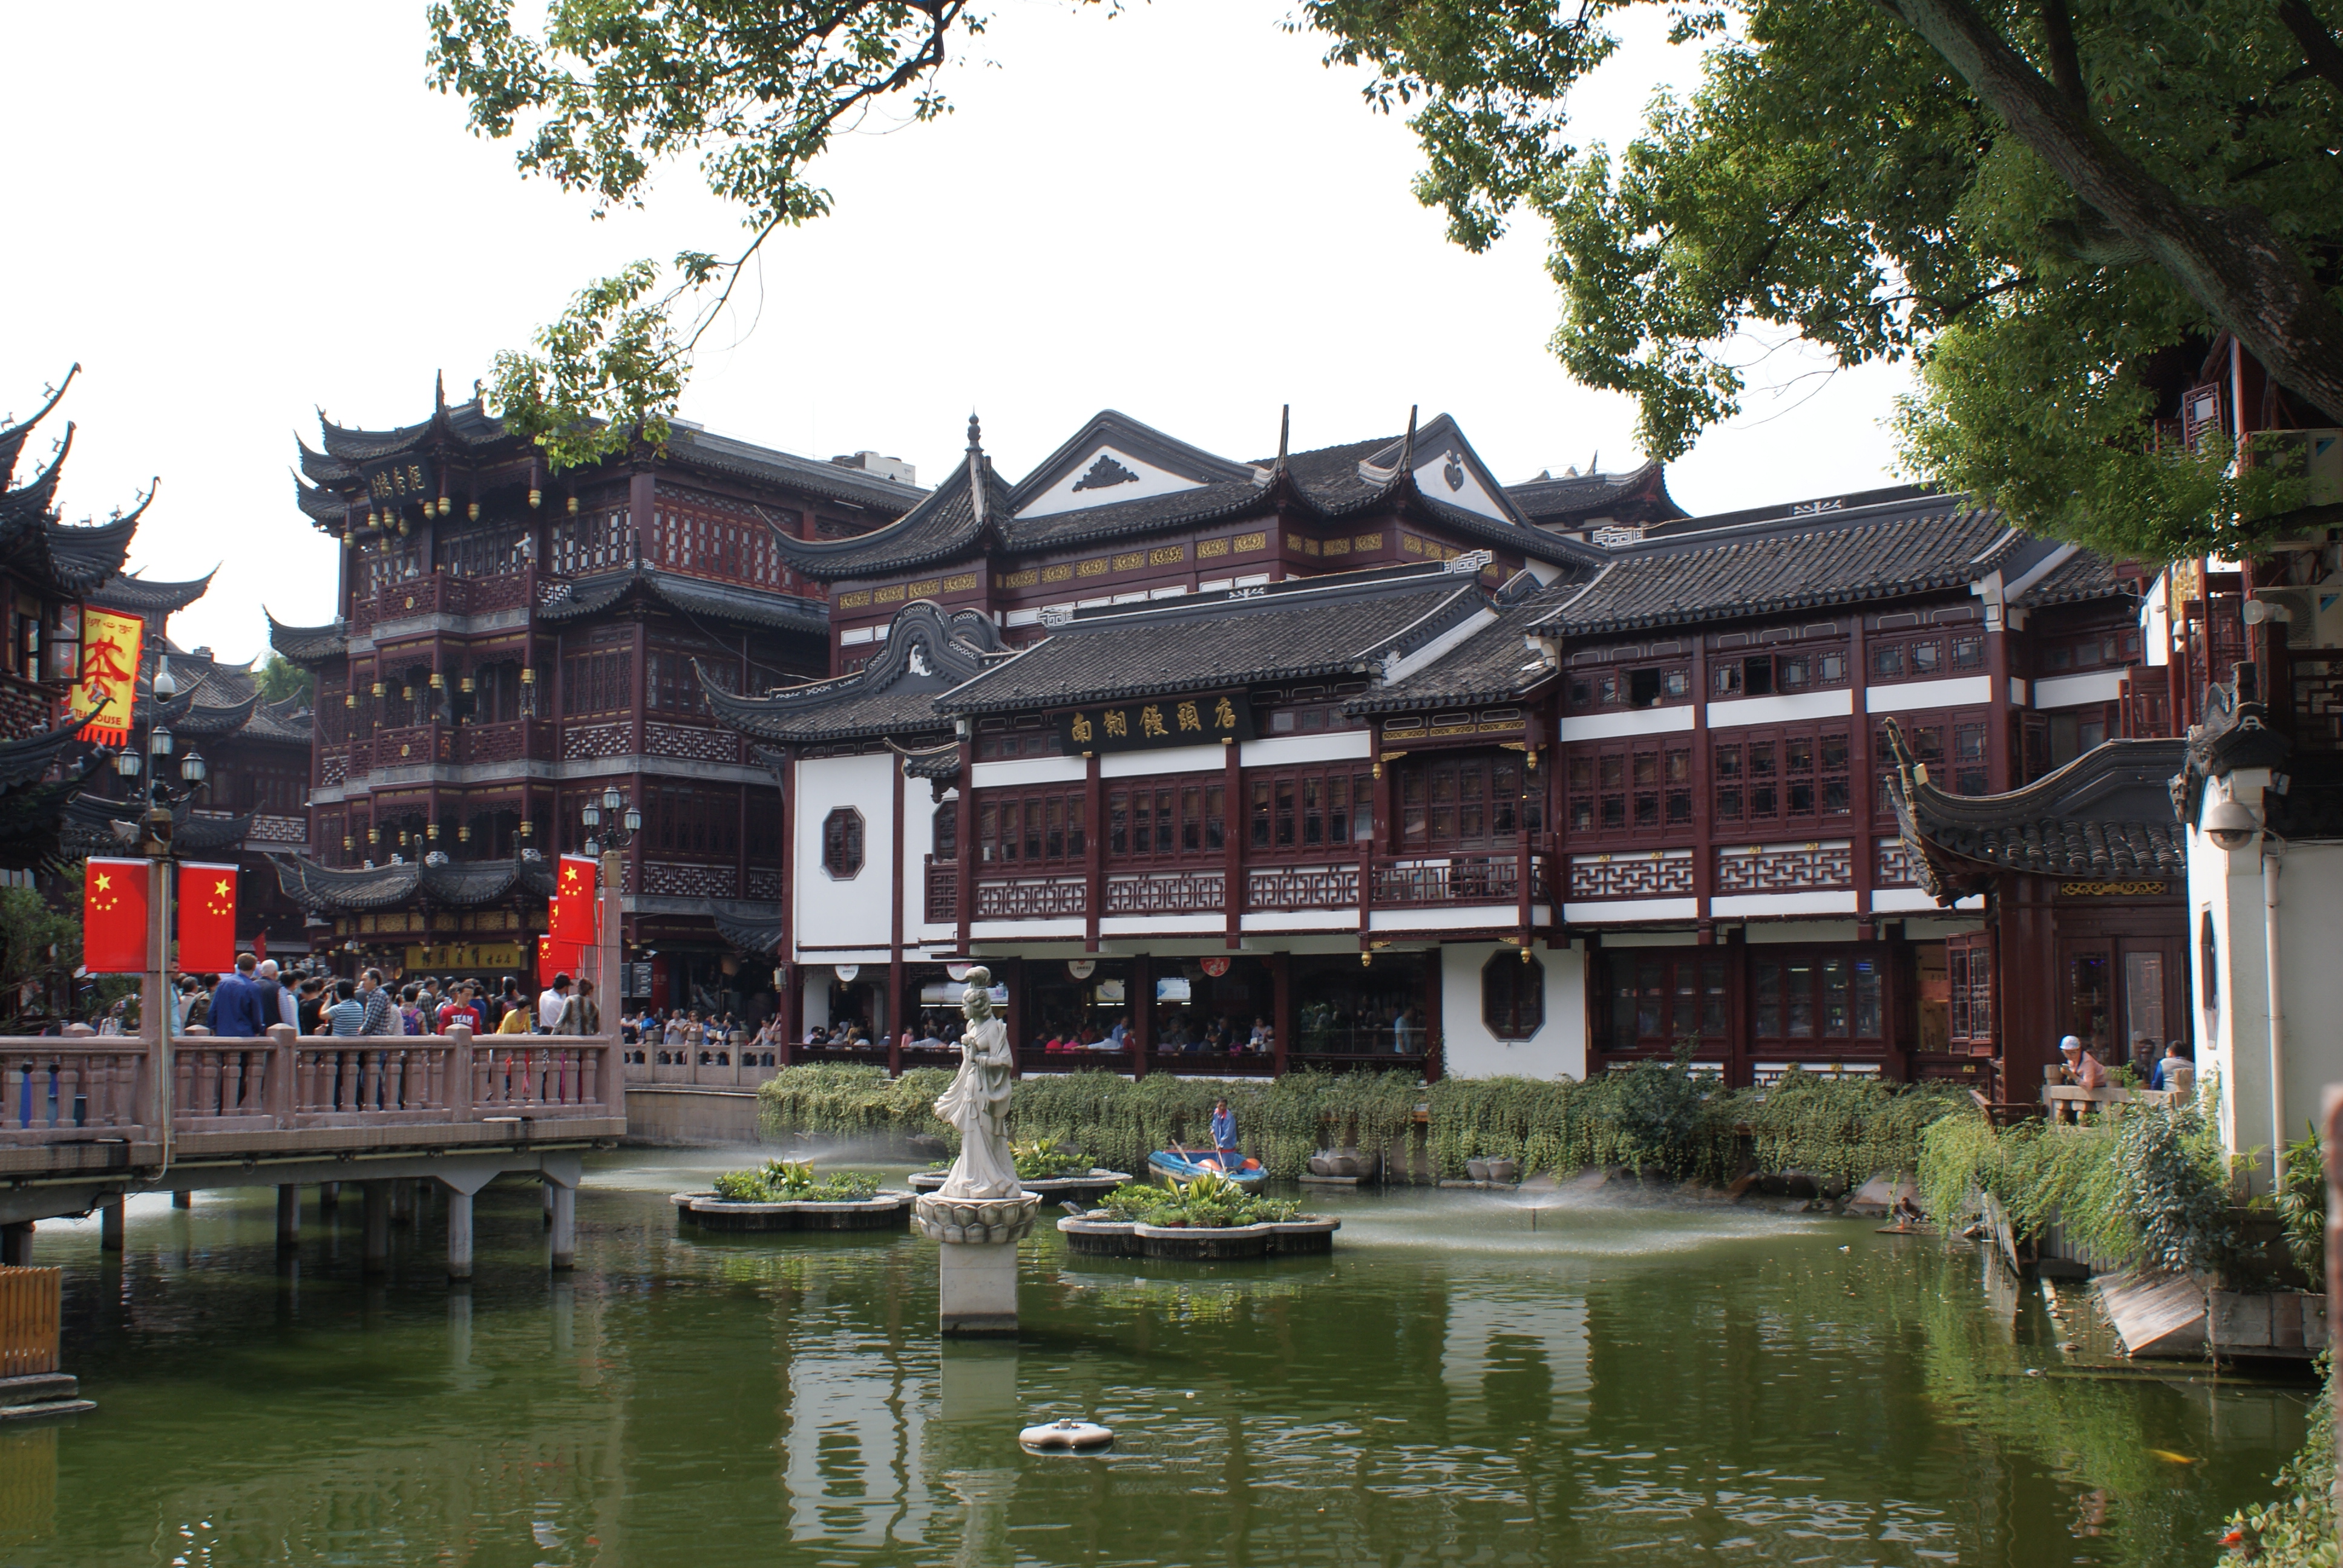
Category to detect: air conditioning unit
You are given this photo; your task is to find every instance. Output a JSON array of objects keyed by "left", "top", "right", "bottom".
[
  {"left": 2258, "top": 428, "right": 2343, "bottom": 510},
  {"left": 2246, "top": 587, "right": 2343, "bottom": 650}
]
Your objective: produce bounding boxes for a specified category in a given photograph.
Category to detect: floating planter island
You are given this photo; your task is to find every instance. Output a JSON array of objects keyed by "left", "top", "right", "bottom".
[
  {"left": 910, "top": 1168, "right": 1132, "bottom": 1205},
  {"left": 672, "top": 1189, "right": 916, "bottom": 1233},
  {"left": 1057, "top": 1213, "right": 1339, "bottom": 1259}
]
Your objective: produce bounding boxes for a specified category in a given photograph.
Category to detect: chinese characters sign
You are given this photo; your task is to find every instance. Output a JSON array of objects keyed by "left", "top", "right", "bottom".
[
  {"left": 1055, "top": 693, "right": 1252, "bottom": 755},
  {"left": 364, "top": 456, "right": 436, "bottom": 509},
  {"left": 71, "top": 609, "right": 144, "bottom": 746}
]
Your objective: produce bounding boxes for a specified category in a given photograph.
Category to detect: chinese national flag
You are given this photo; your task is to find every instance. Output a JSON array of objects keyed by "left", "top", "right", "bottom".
[
  {"left": 549, "top": 854, "right": 597, "bottom": 944},
  {"left": 177, "top": 861, "right": 238, "bottom": 974},
  {"left": 537, "top": 933, "right": 588, "bottom": 988},
  {"left": 82, "top": 858, "right": 150, "bottom": 974}
]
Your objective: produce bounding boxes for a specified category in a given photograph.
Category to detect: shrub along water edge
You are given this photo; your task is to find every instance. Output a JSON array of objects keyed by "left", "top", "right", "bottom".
[{"left": 755, "top": 1057, "right": 1966, "bottom": 1184}]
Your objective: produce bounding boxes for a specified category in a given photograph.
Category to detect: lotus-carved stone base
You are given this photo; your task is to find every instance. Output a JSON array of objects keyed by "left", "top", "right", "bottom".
[{"left": 914, "top": 1191, "right": 1040, "bottom": 1246}]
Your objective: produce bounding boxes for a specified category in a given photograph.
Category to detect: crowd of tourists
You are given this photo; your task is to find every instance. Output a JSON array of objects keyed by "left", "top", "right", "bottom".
[{"left": 90, "top": 961, "right": 604, "bottom": 1039}]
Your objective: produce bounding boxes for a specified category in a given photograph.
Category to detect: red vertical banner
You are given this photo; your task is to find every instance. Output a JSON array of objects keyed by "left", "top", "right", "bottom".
[
  {"left": 549, "top": 854, "right": 597, "bottom": 945},
  {"left": 176, "top": 861, "right": 238, "bottom": 975},
  {"left": 538, "top": 933, "right": 587, "bottom": 988},
  {"left": 82, "top": 858, "right": 151, "bottom": 975}
]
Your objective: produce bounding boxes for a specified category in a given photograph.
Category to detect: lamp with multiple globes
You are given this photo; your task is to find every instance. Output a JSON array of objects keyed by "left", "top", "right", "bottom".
[{"left": 581, "top": 785, "right": 643, "bottom": 860}]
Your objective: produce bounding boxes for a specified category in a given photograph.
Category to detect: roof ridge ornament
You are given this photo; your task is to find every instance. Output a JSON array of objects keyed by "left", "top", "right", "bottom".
[{"left": 967, "top": 411, "right": 988, "bottom": 528}]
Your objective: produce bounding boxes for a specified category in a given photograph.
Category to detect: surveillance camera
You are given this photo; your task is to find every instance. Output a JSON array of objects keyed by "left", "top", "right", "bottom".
[{"left": 2201, "top": 795, "right": 2259, "bottom": 851}]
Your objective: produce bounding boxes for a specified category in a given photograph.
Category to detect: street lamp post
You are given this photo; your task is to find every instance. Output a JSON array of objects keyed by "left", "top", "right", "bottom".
[
  {"left": 578, "top": 785, "right": 640, "bottom": 1014},
  {"left": 113, "top": 658, "right": 211, "bottom": 1174}
]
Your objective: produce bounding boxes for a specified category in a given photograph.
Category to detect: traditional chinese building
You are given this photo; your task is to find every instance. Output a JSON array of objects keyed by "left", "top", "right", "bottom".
[
  {"left": 698, "top": 407, "right": 2165, "bottom": 1088},
  {"left": 264, "top": 380, "right": 924, "bottom": 1012},
  {"left": 0, "top": 368, "right": 145, "bottom": 876},
  {"left": 1889, "top": 732, "right": 2189, "bottom": 1099}
]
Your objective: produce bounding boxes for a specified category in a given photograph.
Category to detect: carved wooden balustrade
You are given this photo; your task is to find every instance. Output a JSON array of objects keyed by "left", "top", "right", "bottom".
[{"left": 1371, "top": 854, "right": 1548, "bottom": 908}]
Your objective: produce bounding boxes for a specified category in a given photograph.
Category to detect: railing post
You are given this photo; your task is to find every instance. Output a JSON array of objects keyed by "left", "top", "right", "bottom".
[
  {"left": 265, "top": 1024, "right": 295, "bottom": 1125},
  {"left": 600, "top": 848, "right": 626, "bottom": 1120},
  {"left": 446, "top": 1025, "right": 476, "bottom": 1122}
]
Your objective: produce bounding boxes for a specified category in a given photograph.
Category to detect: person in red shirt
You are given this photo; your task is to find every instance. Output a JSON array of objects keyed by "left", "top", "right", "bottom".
[{"left": 436, "top": 981, "right": 486, "bottom": 1034}]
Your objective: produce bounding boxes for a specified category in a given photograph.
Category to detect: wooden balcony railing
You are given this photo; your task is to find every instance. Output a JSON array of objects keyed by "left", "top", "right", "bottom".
[
  {"left": 1245, "top": 863, "right": 1358, "bottom": 912},
  {"left": 1104, "top": 870, "right": 1224, "bottom": 916},
  {"left": 1371, "top": 854, "right": 1547, "bottom": 908},
  {"left": 972, "top": 874, "right": 1087, "bottom": 920}
]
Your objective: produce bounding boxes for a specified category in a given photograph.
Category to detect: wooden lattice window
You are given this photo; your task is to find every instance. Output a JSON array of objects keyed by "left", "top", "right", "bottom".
[
  {"left": 1947, "top": 932, "right": 1993, "bottom": 1048},
  {"left": 1482, "top": 951, "right": 1545, "bottom": 1040},
  {"left": 822, "top": 808, "right": 865, "bottom": 879}
]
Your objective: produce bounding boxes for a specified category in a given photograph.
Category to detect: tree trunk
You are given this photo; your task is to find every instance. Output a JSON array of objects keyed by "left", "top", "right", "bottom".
[{"left": 1887, "top": 0, "right": 2343, "bottom": 426}]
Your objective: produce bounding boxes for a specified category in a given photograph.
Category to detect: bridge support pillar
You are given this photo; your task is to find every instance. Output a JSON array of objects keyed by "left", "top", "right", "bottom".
[
  {"left": 362, "top": 1181, "right": 390, "bottom": 1275},
  {"left": 389, "top": 1180, "right": 414, "bottom": 1226},
  {"left": 276, "top": 1185, "right": 300, "bottom": 1249},
  {"left": 0, "top": 1223, "right": 31, "bottom": 1267},
  {"left": 99, "top": 1198, "right": 123, "bottom": 1252},
  {"left": 320, "top": 1181, "right": 339, "bottom": 1215},
  {"left": 445, "top": 1191, "right": 473, "bottom": 1282},
  {"left": 171, "top": 1190, "right": 190, "bottom": 1210},
  {"left": 547, "top": 1180, "right": 575, "bottom": 1271}
]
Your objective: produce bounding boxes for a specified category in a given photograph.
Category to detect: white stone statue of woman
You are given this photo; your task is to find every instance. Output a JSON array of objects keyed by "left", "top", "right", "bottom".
[{"left": 932, "top": 966, "right": 1020, "bottom": 1199}]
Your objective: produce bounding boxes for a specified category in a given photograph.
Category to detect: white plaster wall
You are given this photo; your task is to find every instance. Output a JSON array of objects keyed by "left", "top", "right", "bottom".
[
  {"left": 2193, "top": 791, "right": 2343, "bottom": 1177},
  {"left": 1441, "top": 942, "right": 1587, "bottom": 1080},
  {"left": 791, "top": 752, "right": 897, "bottom": 961}
]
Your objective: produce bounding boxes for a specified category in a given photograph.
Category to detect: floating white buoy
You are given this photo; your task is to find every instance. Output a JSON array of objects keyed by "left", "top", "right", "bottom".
[{"left": 1019, "top": 1418, "right": 1113, "bottom": 1452}]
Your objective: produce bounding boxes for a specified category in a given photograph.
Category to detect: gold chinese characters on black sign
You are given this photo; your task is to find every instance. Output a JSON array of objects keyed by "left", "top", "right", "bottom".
[{"left": 1056, "top": 693, "right": 1253, "bottom": 755}]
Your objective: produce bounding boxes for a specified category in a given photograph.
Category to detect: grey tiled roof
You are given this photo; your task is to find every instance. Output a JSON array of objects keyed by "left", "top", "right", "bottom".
[
  {"left": 1535, "top": 494, "right": 2022, "bottom": 635},
  {"left": 1345, "top": 586, "right": 1568, "bottom": 714},
  {"left": 1892, "top": 733, "right": 2187, "bottom": 894},
  {"left": 267, "top": 612, "right": 347, "bottom": 664},
  {"left": 0, "top": 368, "right": 74, "bottom": 491},
  {"left": 91, "top": 569, "right": 216, "bottom": 617},
  {"left": 758, "top": 453, "right": 1018, "bottom": 582},
  {"left": 703, "top": 601, "right": 1003, "bottom": 745},
  {"left": 537, "top": 565, "right": 830, "bottom": 635},
  {"left": 937, "top": 570, "right": 1486, "bottom": 715},
  {"left": 270, "top": 851, "right": 557, "bottom": 912},
  {"left": 769, "top": 413, "right": 1597, "bottom": 582},
  {"left": 1504, "top": 461, "right": 1683, "bottom": 528}
]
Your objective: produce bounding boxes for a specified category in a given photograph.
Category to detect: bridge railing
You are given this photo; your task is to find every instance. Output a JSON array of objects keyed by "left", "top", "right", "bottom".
[
  {"left": 0, "top": 1042, "right": 152, "bottom": 1143},
  {"left": 0, "top": 1025, "right": 623, "bottom": 1145}
]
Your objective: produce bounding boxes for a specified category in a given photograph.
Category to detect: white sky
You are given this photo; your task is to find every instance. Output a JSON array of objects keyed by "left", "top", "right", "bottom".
[{"left": 2, "top": 1, "right": 1911, "bottom": 666}]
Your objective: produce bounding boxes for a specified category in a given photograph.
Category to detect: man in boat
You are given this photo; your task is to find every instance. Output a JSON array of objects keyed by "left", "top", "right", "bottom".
[{"left": 1210, "top": 1099, "right": 1238, "bottom": 1167}]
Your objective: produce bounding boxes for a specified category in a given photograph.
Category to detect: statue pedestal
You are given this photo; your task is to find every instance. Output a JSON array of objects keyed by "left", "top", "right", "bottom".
[{"left": 916, "top": 1193, "right": 1040, "bottom": 1337}]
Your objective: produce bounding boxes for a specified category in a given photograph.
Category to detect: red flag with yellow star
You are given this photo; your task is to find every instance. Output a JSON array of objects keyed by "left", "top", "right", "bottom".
[
  {"left": 550, "top": 854, "right": 597, "bottom": 945},
  {"left": 176, "top": 861, "right": 238, "bottom": 974},
  {"left": 82, "top": 857, "right": 149, "bottom": 974}
]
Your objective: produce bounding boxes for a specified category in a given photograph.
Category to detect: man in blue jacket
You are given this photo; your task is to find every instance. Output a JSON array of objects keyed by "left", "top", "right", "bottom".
[{"left": 205, "top": 954, "right": 264, "bottom": 1037}]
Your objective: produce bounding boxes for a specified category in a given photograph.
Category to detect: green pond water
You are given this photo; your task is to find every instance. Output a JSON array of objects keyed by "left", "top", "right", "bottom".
[{"left": 2, "top": 1148, "right": 2316, "bottom": 1566}]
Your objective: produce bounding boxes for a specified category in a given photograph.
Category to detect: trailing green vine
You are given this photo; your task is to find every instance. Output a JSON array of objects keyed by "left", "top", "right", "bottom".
[
  {"left": 1916, "top": 1095, "right": 2245, "bottom": 1277},
  {"left": 756, "top": 1060, "right": 1965, "bottom": 1184}
]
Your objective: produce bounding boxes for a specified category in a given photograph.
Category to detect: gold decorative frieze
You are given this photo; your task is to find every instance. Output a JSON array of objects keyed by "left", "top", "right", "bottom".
[
  {"left": 1196, "top": 538, "right": 1231, "bottom": 558},
  {"left": 1076, "top": 558, "right": 1110, "bottom": 578},
  {"left": 1041, "top": 563, "right": 1073, "bottom": 583},
  {"left": 1149, "top": 545, "right": 1185, "bottom": 566},
  {"left": 943, "top": 572, "right": 979, "bottom": 593},
  {"left": 1234, "top": 532, "right": 1267, "bottom": 552}
]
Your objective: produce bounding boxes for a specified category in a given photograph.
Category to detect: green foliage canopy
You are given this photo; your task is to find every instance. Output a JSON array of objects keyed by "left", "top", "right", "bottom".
[
  {"left": 1298, "top": 0, "right": 2343, "bottom": 557},
  {"left": 433, "top": 0, "right": 2343, "bottom": 559}
]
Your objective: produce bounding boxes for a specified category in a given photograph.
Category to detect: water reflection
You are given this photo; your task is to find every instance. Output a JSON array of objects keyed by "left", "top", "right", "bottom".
[{"left": 2, "top": 1153, "right": 2312, "bottom": 1566}]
